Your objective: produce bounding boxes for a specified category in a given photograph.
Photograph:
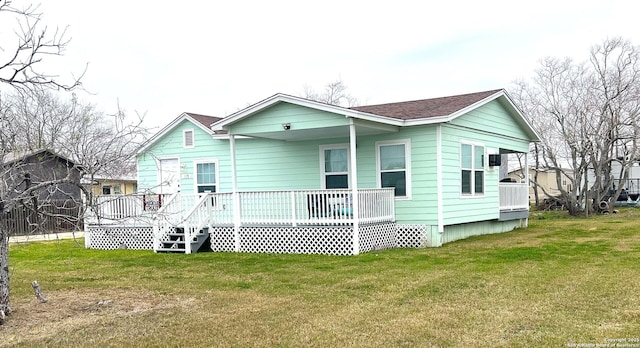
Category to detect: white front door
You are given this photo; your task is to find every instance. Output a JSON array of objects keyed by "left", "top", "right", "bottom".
[{"left": 158, "top": 158, "right": 180, "bottom": 194}]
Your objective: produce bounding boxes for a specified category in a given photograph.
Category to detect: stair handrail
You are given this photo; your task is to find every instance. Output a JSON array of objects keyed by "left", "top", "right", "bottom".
[
  {"left": 156, "top": 193, "right": 180, "bottom": 219},
  {"left": 179, "top": 193, "right": 215, "bottom": 254},
  {"left": 153, "top": 193, "right": 180, "bottom": 252},
  {"left": 181, "top": 193, "right": 214, "bottom": 230}
]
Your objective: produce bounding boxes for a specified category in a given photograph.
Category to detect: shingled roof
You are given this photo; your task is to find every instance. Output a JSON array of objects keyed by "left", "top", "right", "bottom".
[
  {"left": 350, "top": 89, "right": 503, "bottom": 120},
  {"left": 184, "top": 113, "right": 222, "bottom": 128}
]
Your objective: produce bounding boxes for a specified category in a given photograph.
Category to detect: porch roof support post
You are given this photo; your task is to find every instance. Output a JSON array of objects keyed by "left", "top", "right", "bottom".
[
  {"left": 230, "top": 134, "right": 240, "bottom": 252},
  {"left": 349, "top": 119, "right": 360, "bottom": 255},
  {"left": 525, "top": 152, "right": 530, "bottom": 192}
]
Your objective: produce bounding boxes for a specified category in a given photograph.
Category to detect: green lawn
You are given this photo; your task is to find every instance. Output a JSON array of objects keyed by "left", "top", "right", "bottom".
[{"left": 2, "top": 209, "right": 640, "bottom": 347}]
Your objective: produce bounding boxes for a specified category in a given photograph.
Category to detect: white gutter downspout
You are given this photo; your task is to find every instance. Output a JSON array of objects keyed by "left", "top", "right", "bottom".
[
  {"left": 349, "top": 119, "right": 360, "bottom": 255},
  {"left": 230, "top": 134, "right": 241, "bottom": 252},
  {"left": 524, "top": 152, "right": 529, "bottom": 228},
  {"left": 436, "top": 125, "right": 444, "bottom": 246}
]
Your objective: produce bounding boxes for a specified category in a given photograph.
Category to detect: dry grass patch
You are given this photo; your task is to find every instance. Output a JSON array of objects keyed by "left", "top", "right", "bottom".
[{"left": 1, "top": 288, "right": 176, "bottom": 347}]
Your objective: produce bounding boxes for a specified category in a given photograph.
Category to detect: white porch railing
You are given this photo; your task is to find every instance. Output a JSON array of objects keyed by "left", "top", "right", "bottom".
[
  {"left": 87, "top": 194, "right": 168, "bottom": 223},
  {"left": 238, "top": 188, "right": 395, "bottom": 226},
  {"left": 499, "top": 183, "right": 529, "bottom": 211},
  {"left": 89, "top": 188, "right": 395, "bottom": 228}
]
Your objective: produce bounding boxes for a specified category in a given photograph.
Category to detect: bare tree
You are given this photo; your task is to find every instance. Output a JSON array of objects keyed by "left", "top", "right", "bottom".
[
  {"left": 0, "top": 1, "right": 147, "bottom": 324},
  {"left": 511, "top": 38, "right": 640, "bottom": 215},
  {"left": 0, "top": 93, "right": 149, "bottom": 325},
  {"left": 1, "top": 88, "right": 148, "bottom": 192},
  {"left": 302, "top": 79, "right": 359, "bottom": 107},
  {"left": 0, "top": 0, "right": 84, "bottom": 91}
]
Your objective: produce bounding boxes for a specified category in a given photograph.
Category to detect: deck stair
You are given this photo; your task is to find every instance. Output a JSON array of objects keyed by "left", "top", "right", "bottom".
[
  {"left": 153, "top": 193, "right": 215, "bottom": 254},
  {"left": 156, "top": 227, "right": 209, "bottom": 253}
]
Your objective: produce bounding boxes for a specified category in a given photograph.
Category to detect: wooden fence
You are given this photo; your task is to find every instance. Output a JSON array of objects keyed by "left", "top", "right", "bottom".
[{"left": 0, "top": 199, "right": 84, "bottom": 236}]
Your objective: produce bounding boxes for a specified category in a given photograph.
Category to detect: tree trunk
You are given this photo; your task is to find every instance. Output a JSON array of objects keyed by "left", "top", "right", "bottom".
[{"left": 0, "top": 227, "right": 9, "bottom": 324}]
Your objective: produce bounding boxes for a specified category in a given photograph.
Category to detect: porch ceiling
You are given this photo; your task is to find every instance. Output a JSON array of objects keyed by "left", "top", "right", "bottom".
[{"left": 232, "top": 122, "right": 398, "bottom": 141}]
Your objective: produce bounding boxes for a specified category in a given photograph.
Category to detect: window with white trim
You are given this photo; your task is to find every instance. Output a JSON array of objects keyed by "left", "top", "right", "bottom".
[
  {"left": 377, "top": 139, "right": 411, "bottom": 198},
  {"left": 461, "top": 143, "right": 484, "bottom": 195},
  {"left": 320, "top": 145, "right": 349, "bottom": 189},
  {"left": 184, "top": 129, "right": 194, "bottom": 148},
  {"left": 195, "top": 161, "right": 217, "bottom": 193}
]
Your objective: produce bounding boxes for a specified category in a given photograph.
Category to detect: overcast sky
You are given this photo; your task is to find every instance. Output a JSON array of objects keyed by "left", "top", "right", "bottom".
[{"left": 31, "top": 0, "right": 640, "bottom": 129}]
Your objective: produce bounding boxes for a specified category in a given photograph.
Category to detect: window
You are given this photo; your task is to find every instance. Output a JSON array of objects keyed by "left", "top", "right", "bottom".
[
  {"left": 102, "top": 186, "right": 111, "bottom": 195},
  {"left": 184, "top": 129, "right": 194, "bottom": 148},
  {"left": 461, "top": 143, "right": 484, "bottom": 195},
  {"left": 321, "top": 145, "right": 349, "bottom": 189},
  {"left": 195, "top": 161, "right": 217, "bottom": 193},
  {"left": 377, "top": 140, "right": 411, "bottom": 198},
  {"left": 113, "top": 185, "right": 121, "bottom": 194}
]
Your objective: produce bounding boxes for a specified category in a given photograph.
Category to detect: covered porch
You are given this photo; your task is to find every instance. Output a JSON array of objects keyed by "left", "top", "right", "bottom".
[
  {"left": 498, "top": 182, "right": 530, "bottom": 220},
  {"left": 85, "top": 188, "right": 397, "bottom": 255}
]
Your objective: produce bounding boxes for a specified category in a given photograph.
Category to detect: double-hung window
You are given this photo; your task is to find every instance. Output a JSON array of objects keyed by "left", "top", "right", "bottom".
[
  {"left": 320, "top": 145, "right": 349, "bottom": 189},
  {"left": 461, "top": 143, "right": 484, "bottom": 195},
  {"left": 195, "top": 161, "right": 217, "bottom": 193},
  {"left": 377, "top": 139, "right": 411, "bottom": 198}
]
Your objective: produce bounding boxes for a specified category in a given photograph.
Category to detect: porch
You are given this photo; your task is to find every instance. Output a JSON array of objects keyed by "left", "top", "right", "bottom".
[
  {"left": 85, "top": 188, "right": 397, "bottom": 255},
  {"left": 84, "top": 184, "right": 529, "bottom": 254},
  {"left": 498, "top": 183, "right": 530, "bottom": 220}
]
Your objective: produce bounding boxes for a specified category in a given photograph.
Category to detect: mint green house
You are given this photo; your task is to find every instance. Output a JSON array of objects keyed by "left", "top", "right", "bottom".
[{"left": 85, "top": 89, "right": 539, "bottom": 255}]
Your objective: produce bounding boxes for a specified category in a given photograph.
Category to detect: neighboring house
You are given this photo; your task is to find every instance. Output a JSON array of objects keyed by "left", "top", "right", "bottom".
[
  {"left": 610, "top": 161, "right": 640, "bottom": 199},
  {"left": 85, "top": 175, "right": 138, "bottom": 196},
  {"left": 509, "top": 167, "right": 574, "bottom": 203},
  {"left": 1, "top": 149, "right": 83, "bottom": 202},
  {"left": 586, "top": 159, "right": 640, "bottom": 203},
  {"left": 85, "top": 90, "right": 539, "bottom": 255},
  {"left": 1, "top": 149, "right": 84, "bottom": 234}
]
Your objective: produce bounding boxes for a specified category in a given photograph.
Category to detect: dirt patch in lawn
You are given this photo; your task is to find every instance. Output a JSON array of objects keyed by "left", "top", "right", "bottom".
[{"left": 0, "top": 288, "right": 188, "bottom": 347}]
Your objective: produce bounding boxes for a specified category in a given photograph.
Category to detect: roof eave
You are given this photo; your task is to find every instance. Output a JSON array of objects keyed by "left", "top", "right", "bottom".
[
  {"left": 210, "top": 89, "right": 541, "bottom": 143},
  {"left": 137, "top": 112, "right": 216, "bottom": 154},
  {"left": 402, "top": 115, "right": 452, "bottom": 126},
  {"left": 498, "top": 90, "right": 542, "bottom": 142},
  {"left": 211, "top": 94, "right": 405, "bottom": 131},
  {"left": 441, "top": 89, "right": 541, "bottom": 142}
]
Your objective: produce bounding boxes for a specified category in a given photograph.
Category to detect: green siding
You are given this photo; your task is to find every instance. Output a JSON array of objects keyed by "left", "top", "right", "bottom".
[
  {"left": 440, "top": 99, "right": 531, "bottom": 226},
  {"left": 137, "top": 120, "right": 230, "bottom": 194},
  {"left": 234, "top": 138, "right": 324, "bottom": 190},
  {"left": 137, "top": 98, "right": 533, "bottom": 229},
  {"left": 352, "top": 126, "right": 439, "bottom": 225},
  {"left": 138, "top": 122, "right": 439, "bottom": 225},
  {"left": 449, "top": 99, "right": 530, "bottom": 145},
  {"left": 230, "top": 102, "right": 350, "bottom": 135}
]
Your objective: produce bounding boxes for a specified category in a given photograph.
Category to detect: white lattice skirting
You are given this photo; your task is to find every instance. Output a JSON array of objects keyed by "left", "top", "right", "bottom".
[
  {"left": 86, "top": 223, "right": 430, "bottom": 254},
  {"left": 396, "top": 224, "right": 430, "bottom": 248},
  {"left": 87, "top": 225, "right": 154, "bottom": 250},
  {"left": 238, "top": 226, "right": 355, "bottom": 255},
  {"left": 359, "top": 222, "right": 397, "bottom": 252},
  {"left": 209, "top": 226, "right": 235, "bottom": 252}
]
